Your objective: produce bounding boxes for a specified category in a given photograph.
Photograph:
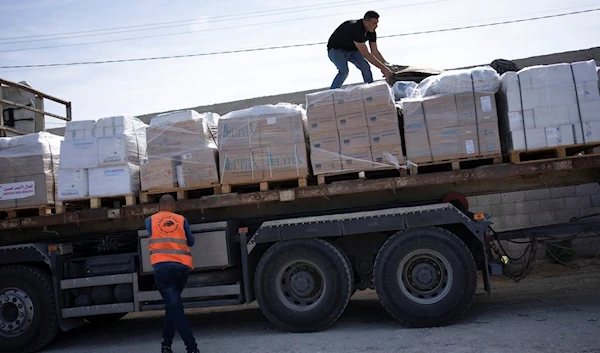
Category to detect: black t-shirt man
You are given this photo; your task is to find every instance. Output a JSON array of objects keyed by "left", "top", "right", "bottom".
[{"left": 326, "top": 11, "right": 392, "bottom": 89}]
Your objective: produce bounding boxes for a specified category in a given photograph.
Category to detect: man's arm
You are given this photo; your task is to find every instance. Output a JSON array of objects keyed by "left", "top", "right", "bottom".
[
  {"left": 354, "top": 42, "right": 392, "bottom": 78},
  {"left": 369, "top": 42, "right": 388, "bottom": 66},
  {"left": 144, "top": 217, "right": 152, "bottom": 238},
  {"left": 183, "top": 219, "right": 195, "bottom": 247}
]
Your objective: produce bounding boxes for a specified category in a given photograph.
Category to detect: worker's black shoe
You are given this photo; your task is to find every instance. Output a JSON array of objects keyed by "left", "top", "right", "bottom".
[
  {"left": 188, "top": 349, "right": 200, "bottom": 353},
  {"left": 161, "top": 346, "right": 173, "bottom": 353}
]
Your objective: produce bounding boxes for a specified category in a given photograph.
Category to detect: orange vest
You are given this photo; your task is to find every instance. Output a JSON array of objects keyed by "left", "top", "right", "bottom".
[{"left": 149, "top": 211, "right": 194, "bottom": 269}]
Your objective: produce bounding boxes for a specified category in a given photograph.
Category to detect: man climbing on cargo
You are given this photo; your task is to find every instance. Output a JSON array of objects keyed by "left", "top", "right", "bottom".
[
  {"left": 327, "top": 10, "right": 393, "bottom": 89},
  {"left": 145, "top": 195, "right": 200, "bottom": 353}
]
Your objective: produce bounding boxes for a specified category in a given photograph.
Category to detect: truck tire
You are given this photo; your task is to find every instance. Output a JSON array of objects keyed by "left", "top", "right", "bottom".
[
  {"left": 373, "top": 227, "right": 477, "bottom": 327},
  {"left": 254, "top": 239, "right": 352, "bottom": 332},
  {"left": 0, "top": 265, "right": 59, "bottom": 353}
]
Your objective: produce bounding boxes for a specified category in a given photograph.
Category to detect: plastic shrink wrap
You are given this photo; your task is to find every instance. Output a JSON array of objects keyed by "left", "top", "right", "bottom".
[
  {"left": 0, "top": 132, "right": 62, "bottom": 210},
  {"left": 142, "top": 110, "right": 219, "bottom": 190},
  {"left": 57, "top": 115, "right": 147, "bottom": 200},
  {"left": 414, "top": 66, "right": 500, "bottom": 98},
  {"left": 306, "top": 82, "right": 404, "bottom": 175},
  {"left": 218, "top": 103, "right": 309, "bottom": 185}
]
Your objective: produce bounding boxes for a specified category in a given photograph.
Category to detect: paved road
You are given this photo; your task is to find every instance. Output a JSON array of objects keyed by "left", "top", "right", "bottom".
[{"left": 44, "top": 264, "right": 600, "bottom": 353}]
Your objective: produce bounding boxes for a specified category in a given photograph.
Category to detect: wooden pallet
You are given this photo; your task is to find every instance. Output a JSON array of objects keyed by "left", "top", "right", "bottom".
[
  {"left": 222, "top": 177, "right": 308, "bottom": 194},
  {"left": 509, "top": 143, "right": 600, "bottom": 164},
  {"left": 139, "top": 183, "right": 222, "bottom": 204},
  {"left": 0, "top": 205, "right": 54, "bottom": 220},
  {"left": 410, "top": 155, "right": 503, "bottom": 175},
  {"left": 55, "top": 194, "right": 137, "bottom": 213},
  {"left": 317, "top": 167, "right": 407, "bottom": 185}
]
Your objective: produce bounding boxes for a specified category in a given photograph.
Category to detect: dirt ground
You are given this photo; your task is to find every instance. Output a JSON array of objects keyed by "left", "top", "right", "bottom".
[{"left": 45, "top": 260, "right": 600, "bottom": 353}]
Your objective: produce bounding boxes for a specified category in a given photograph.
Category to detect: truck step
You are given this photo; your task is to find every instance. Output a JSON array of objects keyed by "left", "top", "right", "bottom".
[
  {"left": 508, "top": 143, "right": 600, "bottom": 164},
  {"left": 139, "top": 183, "right": 222, "bottom": 204},
  {"left": 222, "top": 177, "right": 307, "bottom": 194},
  {"left": 55, "top": 194, "right": 137, "bottom": 213},
  {"left": 140, "top": 298, "right": 242, "bottom": 311},
  {"left": 0, "top": 205, "right": 54, "bottom": 220},
  {"left": 410, "top": 154, "right": 502, "bottom": 175},
  {"left": 316, "top": 167, "right": 406, "bottom": 185}
]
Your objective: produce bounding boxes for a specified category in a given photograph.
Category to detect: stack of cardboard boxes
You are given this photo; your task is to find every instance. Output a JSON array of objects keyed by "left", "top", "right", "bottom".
[
  {"left": 305, "top": 82, "right": 404, "bottom": 175},
  {"left": 0, "top": 132, "right": 61, "bottom": 210},
  {"left": 402, "top": 92, "right": 501, "bottom": 164},
  {"left": 497, "top": 60, "right": 600, "bottom": 151},
  {"left": 217, "top": 104, "right": 309, "bottom": 185},
  {"left": 57, "top": 116, "right": 147, "bottom": 200},
  {"left": 141, "top": 110, "right": 219, "bottom": 190}
]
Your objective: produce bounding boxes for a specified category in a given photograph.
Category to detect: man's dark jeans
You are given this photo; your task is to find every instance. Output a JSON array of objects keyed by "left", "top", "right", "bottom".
[{"left": 154, "top": 264, "right": 197, "bottom": 352}]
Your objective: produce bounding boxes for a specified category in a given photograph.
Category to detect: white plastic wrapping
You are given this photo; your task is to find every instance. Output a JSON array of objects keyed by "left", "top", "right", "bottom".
[
  {"left": 0, "top": 132, "right": 62, "bottom": 209},
  {"left": 143, "top": 110, "right": 219, "bottom": 190},
  {"left": 218, "top": 103, "right": 309, "bottom": 184},
  {"left": 413, "top": 66, "right": 500, "bottom": 98},
  {"left": 392, "top": 81, "right": 418, "bottom": 101},
  {"left": 305, "top": 82, "right": 405, "bottom": 175},
  {"left": 88, "top": 163, "right": 140, "bottom": 197}
]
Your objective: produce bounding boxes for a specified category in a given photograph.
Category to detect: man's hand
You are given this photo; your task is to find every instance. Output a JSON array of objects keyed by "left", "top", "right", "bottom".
[{"left": 381, "top": 66, "right": 393, "bottom": 78}]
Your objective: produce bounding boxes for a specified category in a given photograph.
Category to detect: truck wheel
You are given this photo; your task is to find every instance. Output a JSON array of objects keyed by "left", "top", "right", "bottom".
[
  {"left": 0, "top": 265, "right": 59, "bottom": 353},
  {"left": 254, "top": 239, "right": 352, "bottom": 332},
  {"left": 373, "top": 227, "right": 477, "bottom": 327}
]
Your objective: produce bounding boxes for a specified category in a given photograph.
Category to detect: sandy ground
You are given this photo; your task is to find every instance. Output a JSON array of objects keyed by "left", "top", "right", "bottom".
[{"left": 44, "top": 261, "right": 600, "bottom": 353}]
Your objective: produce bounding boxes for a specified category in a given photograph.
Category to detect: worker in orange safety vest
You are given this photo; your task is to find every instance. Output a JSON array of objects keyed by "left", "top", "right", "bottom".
[{"left": 145, "top": 194, "right": 199, "bottom": 353}]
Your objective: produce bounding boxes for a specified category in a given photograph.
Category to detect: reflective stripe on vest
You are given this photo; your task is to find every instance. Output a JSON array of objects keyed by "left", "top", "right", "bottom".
[{"left": 148, "top": 211, "right": 194, "bottom": 269}]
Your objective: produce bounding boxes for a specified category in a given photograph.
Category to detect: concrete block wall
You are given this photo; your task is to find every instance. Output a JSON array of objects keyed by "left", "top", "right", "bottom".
[{"left": 468, "top": 183, "right": 600, "bottom": 259}]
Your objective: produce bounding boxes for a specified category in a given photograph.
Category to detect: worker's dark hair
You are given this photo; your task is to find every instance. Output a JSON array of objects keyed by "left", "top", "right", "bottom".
[
  {"left": 159, "top": 194, "right": 175, "bottom": 210},
  {"left": 364, "top": 11, "right": 379, "bottom": 20}
]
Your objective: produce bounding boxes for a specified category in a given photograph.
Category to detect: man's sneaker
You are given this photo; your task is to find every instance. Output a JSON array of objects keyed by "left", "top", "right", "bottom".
[
  {"left": 161, "top": 346, "right": 173, "bottom": 353},
  {"left": 187, "top": 349, "right": 200, "bottom": 353}
]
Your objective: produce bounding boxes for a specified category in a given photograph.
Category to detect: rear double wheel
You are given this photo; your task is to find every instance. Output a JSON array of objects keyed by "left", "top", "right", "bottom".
[
  {"left": 254, "top": 239, "right": 353, "bottom": 332},
  {"left": 374, "top": 227, "right": 478, "bottom": 327}
]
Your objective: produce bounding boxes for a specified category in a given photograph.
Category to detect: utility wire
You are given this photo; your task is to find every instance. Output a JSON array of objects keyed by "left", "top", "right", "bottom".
[
  {"left": 0, "top": 0, "right": 398, "bottom": 45},
  {"left": 1, "top": 7, "right": 598, "bottom": 70},
  {"left": 0, "top": 1, "right": 442, "bottom": 53},
  {"left": 0, "top": 0, "right": 379, "bottom": 41}
]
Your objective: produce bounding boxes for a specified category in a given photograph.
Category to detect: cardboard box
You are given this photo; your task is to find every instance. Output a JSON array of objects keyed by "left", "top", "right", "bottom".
[
  {"left": 545, "top": 125, "right": 575, "bottom": 147},
  {"left": 98, "top": 136, "right": 142, "bottom": 167},
  {"left": 219, "top": 149, "right": 264, "bottom": 185},
  {"left": 178, "top": 150, "right": 219, "bottom": 187},
  {"left": 262, "top": 143, "right": 309, "bottom": 181},
  {"left": 531, "top": 104, "right": 579, "bottom": 127},
  {"left": 508, "top": 130, "right": 527, "bottom": 151},
  {"left": 525, "top": 128, "right": 547, "bottom": 150},
  {"left": 218, "top": 116, "right": 261, "bottom": 150},
  {"left": 0, "top": 178, "right": 17, "bottom": 209},
  {"left": 360, "top": 82, "right": 394, "bottom": 108},
  {"left": 579, "top": 100, "right": 600, "bottom": 123},
  {"left": 460, "top": 125, "right": 479, "bottom": 157},
  {"left": 140, "top": 158, "right": 178, "bottom": 191},
  {"left": 310, "top": 150, "right": 342, "bottom": 175},
  {"left": 574, "top": 123, "right": 584, "bottom": 144},
  {"left": 404, "top": 130, "right": 432, "bottom": 164},
  {"left": 368, "top": 124, "right": 402, "bottom": 146},
  {"left": 365, "top": 105, "right": 398, "bottom": 127},
  {"left": 146, "top": 126, "right": 211, "bottom": 158},
  {"left": 57, "top": 169, "right": 89, "bottom": 200},
  {"left": 520, "top": 85, "right": 578, "bottom": 111},
  {"left": 309, "top": 132, "right": 340, "bottom": 152},
  {"left": 478, "top": 121, "right": 501, "bottom": 156},
  {"left": 336, "top": 110, "right": 368, "bottom": 130},
  {"left": 402, "top": 99, "right": 427, "bottom": 133},
  {"left": 499, "top": 72, "right": 523, "bottom": 112},
  {"left": 571, "top": 60, "right": 598, "bottom": 83},
  {"left": 306, "top": 90, "right": 334, "bottom": 108},
  {"left": 582, "top": 121, "right": 600, "bottom": 144},
  {"left": 15, "top": 173, "right": 54, "bottom": 208},
  {"left": 523, "top": 110, "right": 536, "bottom": 130},
  {"left": 423, "top": 94, "right": 459, "bottom": 129},
  {"left": 429, "top": 127, "right": 462, "bottom": 161},
  {"left": 475, "top": 93, "right": 498, "bottom": 123},
  {"left": 0, "top": 154, "right": 48, "bottom": 178},
  {"left": 306, "top": 105, "right": 337, "bottom": 133},
  {"left": 259, "top": 113, "right": 305, "bottom": 146},
  {"left": 339, "top": 126, "right": 370, "bottom": 152},
  {"left": 506, "top": 111, "right": 524, "bottom": 132},
  {"left": 59, "top": 139, "right": 99, "bottom": 169},
  {"left": 455, "top": 93, "right": 477, "bottom": 126},
  {"left": 340, "top": 147, "right": 373, "bottom": 172},
  {"left": 371, "top": 144, "right": 404, "bottom": 168},
  {"left": 333, "top": 87, "right": 363, "bottom": 107},
  {"left": 518, "top": 63, "right": 574, "bottom": 90},
  {"left": 88, "top": 164, "right": 140, "bottom": 197}
]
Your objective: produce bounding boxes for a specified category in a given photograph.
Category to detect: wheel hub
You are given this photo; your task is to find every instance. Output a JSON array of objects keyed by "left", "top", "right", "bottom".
[
  {"left": 0, "top": 288, "right": 34, "bottom": 337},
  {"left": 409, "top": 260, "right": 441, "bottom": 291},
  {"left": 277, "top": 261, "right": 325, "bottom": 312},
  {"left": 398, "top": 250, "right": 453, "bottom": 305}
]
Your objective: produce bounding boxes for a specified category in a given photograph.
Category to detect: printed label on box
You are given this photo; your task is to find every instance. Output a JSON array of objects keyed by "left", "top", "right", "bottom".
[
  {"left": 546, "top": 128, "right": 558, "bottom": 139},
  {"left": 480, "top": 96, "right": 492, "bottom": 112},
  {"left": 0, "top": 181, "right": 36, "bottom": 200},
  {"left": 465, "top": 140, "right": 475, "bottom": 155},
  {"left": 267, "top": 117, "right": 277, "bottom": 125}
]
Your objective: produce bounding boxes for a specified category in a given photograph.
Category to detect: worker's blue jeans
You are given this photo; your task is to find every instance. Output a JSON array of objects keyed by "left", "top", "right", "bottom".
[
  {"left": 154, "top": 265, "right": 197, "bottom": 352},
  {"left": 328, "top": 48, "right": 373, "bottom": 89}
]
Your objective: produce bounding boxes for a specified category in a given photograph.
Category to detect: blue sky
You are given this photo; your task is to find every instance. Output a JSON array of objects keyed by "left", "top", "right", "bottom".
[{"left": 0, "top": 0, "right": 598, "bottom": 128}]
